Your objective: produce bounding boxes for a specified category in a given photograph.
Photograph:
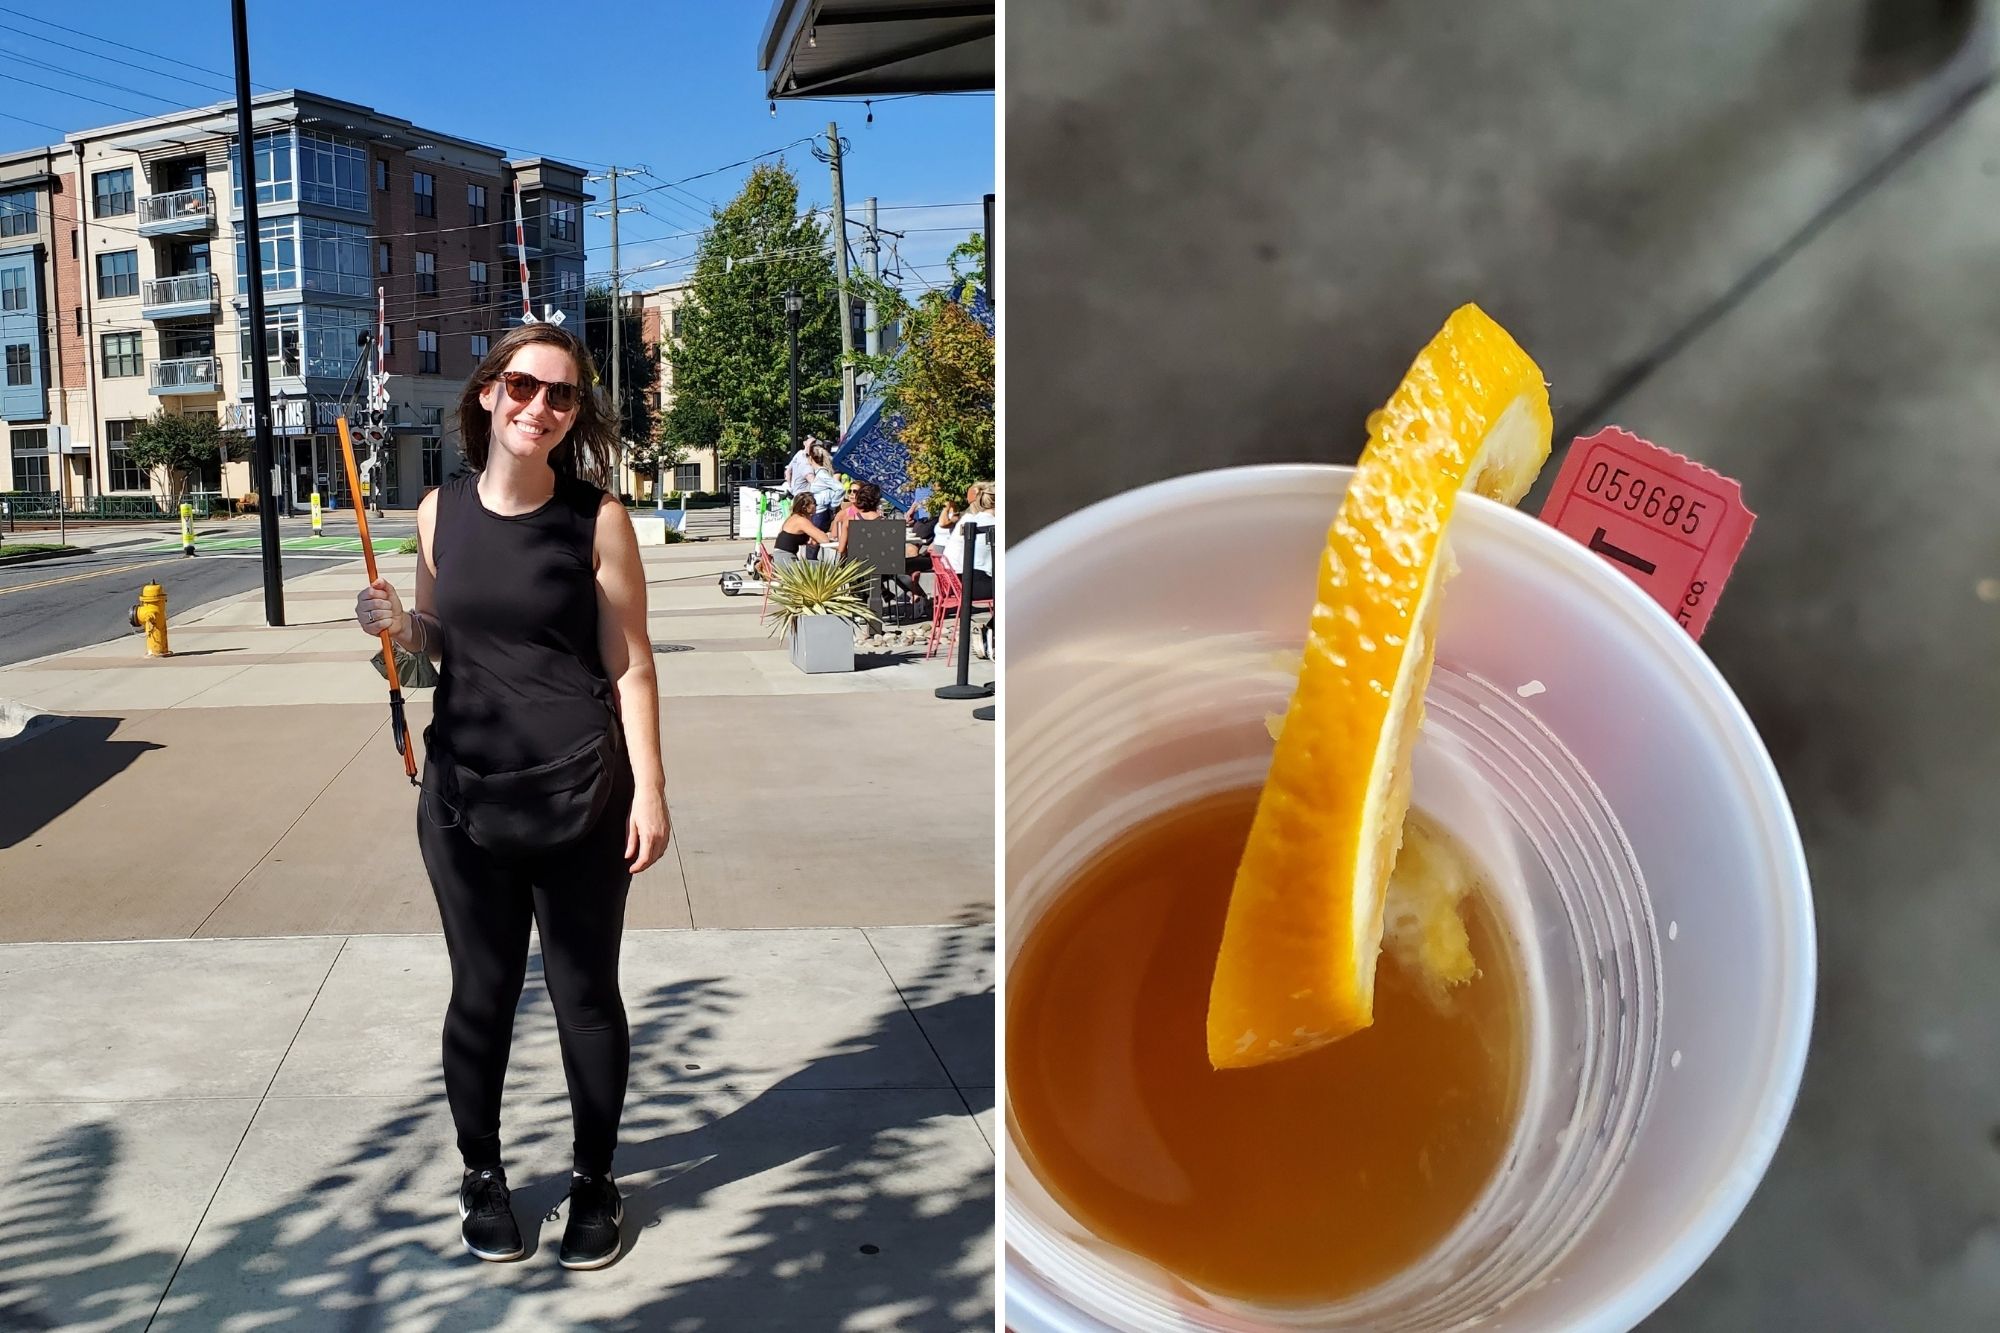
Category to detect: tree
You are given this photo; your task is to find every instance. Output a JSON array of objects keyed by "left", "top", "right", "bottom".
[
  {"left": 850, "top": 236, "right": 994, "bottom": 504},
  {"left": 583, "top": 283, "right": 659, "bottom": 463},
  {"left": 123, "top": 411, "right": 249, "bottom": 507},
  {"left": 665, "top": 163, "right": 841, "bottom": 469}
]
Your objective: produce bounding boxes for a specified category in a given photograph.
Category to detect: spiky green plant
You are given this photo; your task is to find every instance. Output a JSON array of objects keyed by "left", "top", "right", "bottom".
[{"left": 764, "top": 557, "right": 872, "bottom": 638}]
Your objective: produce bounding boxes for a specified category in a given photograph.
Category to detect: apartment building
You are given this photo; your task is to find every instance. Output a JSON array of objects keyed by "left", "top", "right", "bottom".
[
  {"left": 11, "top": 90, "right": 589, "bottom": 512},
  {"left": 631, "top": 280, "right": 720, "bottom": 495},
  {"left": 0, "top": 146, "right": 86, "bottom": 499}
]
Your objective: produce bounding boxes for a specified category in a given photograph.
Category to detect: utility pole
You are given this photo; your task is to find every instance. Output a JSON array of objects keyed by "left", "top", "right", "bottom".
[
  {"left": 863, "top": 196, "right": 881, "bottom": 358},
  {"left": 785, "top": 287, "right": 802, "bottom": 453},
  {"left": 232, "top": 0, "right": 283, "bottom": 625},
  {"left": 826, "top": 122, "right": 855, "bottom": 432},
  {"left": 589, "top": 166, "right": 643, "bottom": 495}
]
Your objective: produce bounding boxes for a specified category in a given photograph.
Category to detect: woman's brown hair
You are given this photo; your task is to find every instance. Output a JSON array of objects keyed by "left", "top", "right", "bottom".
[
  {"left": 790, "top": 493, "right": 817, "bottom": 517},
  {"left": 455, "top": 322, "right": 617, "bottom": 490},
  {"left": 854, "top": 481, "right": 882, "bottom": 513}
]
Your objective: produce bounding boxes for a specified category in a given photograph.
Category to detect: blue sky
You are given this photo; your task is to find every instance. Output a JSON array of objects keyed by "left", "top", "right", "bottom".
[{"left": 0, "top": 0, "right": 994, "bottom": 291}]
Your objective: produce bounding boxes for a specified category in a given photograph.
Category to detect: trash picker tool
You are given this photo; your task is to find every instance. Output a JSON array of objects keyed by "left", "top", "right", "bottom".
[{"left": 337, "top": 410, "right": 418, "bottom": 784}]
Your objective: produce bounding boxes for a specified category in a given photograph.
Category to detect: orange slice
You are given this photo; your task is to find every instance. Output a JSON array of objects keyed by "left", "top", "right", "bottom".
[{"left": 1206, "top": 304, "right": 1551, "bottom": 1070}]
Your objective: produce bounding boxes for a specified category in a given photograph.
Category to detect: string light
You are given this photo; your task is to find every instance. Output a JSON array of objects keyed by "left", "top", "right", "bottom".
[
  {"left": 865, "top": 100, "right": 873, "bottom": 125},
  {"left": 769, "top": 100, "right": 777, "bottom": 117},
  {"left": 808, "top": 26, "right": 816, "bottom": 47}
]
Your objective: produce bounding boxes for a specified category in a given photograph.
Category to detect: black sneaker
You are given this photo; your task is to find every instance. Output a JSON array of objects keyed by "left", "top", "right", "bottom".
[
  {"left": 457, "top": 1166, "right": 525, "bottom": 1262},
  {"left": 557, "top": 1172, "right": 624, "bottom": 1270}
]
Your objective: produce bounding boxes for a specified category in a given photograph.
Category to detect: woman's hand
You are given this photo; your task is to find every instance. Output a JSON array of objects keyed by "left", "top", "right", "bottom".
[
  {"left": 626, "top": 783, "right": 671, "bottom": 873},
  {"left": 355, "top": 577, "right": 407, "bottom": 641}
]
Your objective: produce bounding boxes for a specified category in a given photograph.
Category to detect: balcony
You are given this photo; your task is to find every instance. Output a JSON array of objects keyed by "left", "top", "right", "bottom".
[
  {"left": 137, "top": 187, "right": 216, "bottom": 236},
  {"left": 141, "top": 273, "right": 219, "bottom": 321},
  {"left": 149, "top": 355, "right": 219, "bottom": 396}
]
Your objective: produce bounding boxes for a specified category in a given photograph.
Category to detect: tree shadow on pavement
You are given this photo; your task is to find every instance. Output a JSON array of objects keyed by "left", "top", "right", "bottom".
[
  {"left": 0, "top": 716, "right": 162, "bottom": 850},
  {"left": 0, "top": 927, "right": 994, "bottom": 1330}
]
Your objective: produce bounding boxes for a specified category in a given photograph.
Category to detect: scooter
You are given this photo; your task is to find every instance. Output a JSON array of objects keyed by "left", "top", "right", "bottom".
[{"left": 718, "top": 545, "right": 773, "bottom": 597}]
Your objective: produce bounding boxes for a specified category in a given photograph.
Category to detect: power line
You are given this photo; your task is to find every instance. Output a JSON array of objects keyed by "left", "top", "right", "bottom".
[
  {"left": 0, "top": 105, "right": 66, "bottom": 135},
  {"left": 0, "top": 33, "right": 235, "bottom": 102},
  {"left": 0, "top": 68, "right": 168, "bottom": 120},
  {"left": 0, "top": 47, "right": 191, "bottom": 109},
  {"left": 0, "top": 3, "right": 254, "bottom": 96}
]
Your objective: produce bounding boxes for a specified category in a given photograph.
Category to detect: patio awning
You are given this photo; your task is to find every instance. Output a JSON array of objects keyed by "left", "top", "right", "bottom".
[{"left": 759, "top": 0, "right": 994, "bottom": 99}]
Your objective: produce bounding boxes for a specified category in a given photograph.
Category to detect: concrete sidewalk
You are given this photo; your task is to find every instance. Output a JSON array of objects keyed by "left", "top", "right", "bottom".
[
  {"left": 0, "top": 538, "right": 996, "bottom": 938},
  {"left": 0, "top": 925, "right": 994, "bottom": 1331},
  {"left": 0, "top": 535, "right": 997, "bottom": 1329}
]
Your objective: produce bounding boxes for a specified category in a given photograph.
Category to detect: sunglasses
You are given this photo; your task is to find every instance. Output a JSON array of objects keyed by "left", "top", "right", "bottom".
[{"left": 493, "top": 370, "right": 581, "bottom": 413}]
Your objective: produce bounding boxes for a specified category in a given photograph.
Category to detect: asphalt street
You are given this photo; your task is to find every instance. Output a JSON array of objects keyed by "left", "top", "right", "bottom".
[{"left": 0, "top": 517, "right": 416, "bottom": 668}]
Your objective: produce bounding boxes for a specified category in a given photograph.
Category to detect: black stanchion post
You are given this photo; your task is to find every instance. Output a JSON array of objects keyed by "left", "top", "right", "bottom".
[{"left": 936, "top": 521, "right": 993, "bottom": 702}]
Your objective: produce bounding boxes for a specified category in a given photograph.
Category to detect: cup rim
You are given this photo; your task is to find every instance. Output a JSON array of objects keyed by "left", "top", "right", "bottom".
[{"left": 1006, "top": 462, "right": 1816, "bottom": 1332}]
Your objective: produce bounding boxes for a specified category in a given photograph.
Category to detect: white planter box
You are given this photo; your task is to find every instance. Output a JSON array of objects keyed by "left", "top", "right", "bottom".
[{"left": 788, "top": 615, "right": 856, "bottom": 674}]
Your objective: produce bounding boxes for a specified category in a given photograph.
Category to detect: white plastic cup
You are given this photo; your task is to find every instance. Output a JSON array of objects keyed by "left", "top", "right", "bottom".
[{"left": 1005, "top": 465, "right": 1815, "bottom": 1332}]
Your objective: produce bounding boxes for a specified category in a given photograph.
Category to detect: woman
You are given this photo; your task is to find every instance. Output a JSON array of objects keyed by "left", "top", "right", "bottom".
[
  {"left": 353, "top": 322, "right": 669, "bottom": 1270},
  {"left": 806, "top": 443, "right": 842, "bottom": 537},
  {"left": 774, "top": 492, "right": 834, "bottom": 562},
  {"left": 835, "top": 480, "right": 890, "bottom": 558},
  {"left": 939, "top": 482, "right": 998, "bottom": 659},
  {"left": 939, "top": 482, "right": 996, "bottom": 600}
]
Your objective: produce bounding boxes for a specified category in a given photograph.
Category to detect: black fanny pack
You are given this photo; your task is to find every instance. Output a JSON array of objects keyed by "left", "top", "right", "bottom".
[{"left": 426, "top": 716, "right": 623, "bottom": 854}]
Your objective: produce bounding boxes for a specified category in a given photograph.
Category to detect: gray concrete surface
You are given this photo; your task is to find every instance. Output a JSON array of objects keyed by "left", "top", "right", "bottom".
[
  {"left": 1008, "top": 1, "right": 1998, "bottom": 1327},
  {"left": 0, "top": 927, "right": 993, "bottom": 1332},
  {"left": 0, "top": 530, "right": 995, "bottom": 1327},
  {"left": 0, "top": 538, "right": 994, "bottom": 939}
]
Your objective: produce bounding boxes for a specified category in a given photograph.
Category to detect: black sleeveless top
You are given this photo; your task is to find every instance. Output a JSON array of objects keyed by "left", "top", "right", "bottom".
[
  {"left": 430, "top": 471, "right": 614, "bottom": 773},
  {"left": 775, "top": 525, "right": 807, "bottom": 554}
]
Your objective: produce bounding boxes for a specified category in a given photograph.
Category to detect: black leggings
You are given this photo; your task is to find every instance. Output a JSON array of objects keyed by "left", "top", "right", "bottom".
[{"left": 418, "top": 760, "right": 635, "bottom": 1176}]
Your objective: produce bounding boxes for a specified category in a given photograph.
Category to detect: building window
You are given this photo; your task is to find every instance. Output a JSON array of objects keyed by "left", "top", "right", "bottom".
[
  {"left": 106, "top": 418, "right": 149, "bottom": 492},
  {"left": 101, "top": 332, "right": 142, "bottom": 378},
  {"left": 234, "top": 218, "right": 299, "bottom": 294},
  {"left": 74, "top": 307, "right": 83, "bottom": 337},
  {"left": 548, "top": 199, "right": 577, "bottom": 242},
  {"left": 422, "top": 436, "right": 442, "bottom": 487},
  {"left": 0, "top": 188, "right": 34, "bottom": 237},
  {"left": 92, "top": 168, "right": 134, "bottom": 218},
  {"left": 417, "top": 328, "right": 438, "bottom": 374},
  {"left": 378, "top": 242, "right": 392, "bottom": 275},
  {"left": 229, "top": 130, "right": 294, "bottom": 209},
  {"left": 670, "top": 307, "right": 682, "bottom": 338},
  {"left": 470, "top": 333, "right": 489, "bottom": 361},
  {"left": 469, "top": 259, "right": 488, "bottom": 303},
  {"left": 299, "top": 218, "right": 370, "bottom": 297},
  {"left": 674, "top": 462, "right": 701, "bottom": 493},
  {"left": 96, "top": 250, "right": 139, "bottom": 299},
  {"left": 413, "top": 171, "right": 435, "bottom": 218},
  {"left": 467, "top": 183, "right": 487, "bottom": 225},
  {"left": 379, "top": 323, "right": 393, "bottom": 361},
  {"left": 0, "top": 268, "right": 26, "bottom": 311},
  {"left": 375, "top": 158, "right": 388, "bottom": 191},
  {"left": 4, "top": 343, "right": 30, "bottom": 386},
  {"left": 416, "top": 250, "right": 435, "bottom": 294},
  {"left": 560, "top": 269, "right": 581, "bottom": 294},
  {"left": 10, "top": 428, "right": 49, "bottom": 492},
  {"left": 296, "top": 131, "right": 368, "bottom": 211}
]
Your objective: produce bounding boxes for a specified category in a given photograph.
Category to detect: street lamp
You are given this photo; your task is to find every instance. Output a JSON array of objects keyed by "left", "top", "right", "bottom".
[{"left": 785, "top": 287, "right": 803, "bottom": 455}]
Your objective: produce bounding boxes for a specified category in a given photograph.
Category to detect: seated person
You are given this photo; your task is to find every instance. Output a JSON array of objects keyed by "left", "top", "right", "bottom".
[
  {"left": 939, "top": 483, "right": 996, "bottom": 601},
  {"left": 835, "top": 481, "right": 889, "bottom": 557},
  {"left": 773, "top": 493, "right": 833, "bottom": 562}
]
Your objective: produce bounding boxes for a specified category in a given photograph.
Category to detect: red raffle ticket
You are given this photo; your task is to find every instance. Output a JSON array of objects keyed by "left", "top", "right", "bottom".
[{"left": 1538, "top": 427, "right": 1755, "bottom": 641}]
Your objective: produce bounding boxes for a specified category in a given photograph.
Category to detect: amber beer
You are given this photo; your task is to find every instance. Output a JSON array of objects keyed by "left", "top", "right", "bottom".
[{"left": 1007, "top": 790, "right": 1526, "bottom": 1304}]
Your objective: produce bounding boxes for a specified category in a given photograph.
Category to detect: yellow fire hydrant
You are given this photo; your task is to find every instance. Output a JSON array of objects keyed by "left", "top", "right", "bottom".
[{"left": 130, "top": 583, "right": 170, "bottom": 657}]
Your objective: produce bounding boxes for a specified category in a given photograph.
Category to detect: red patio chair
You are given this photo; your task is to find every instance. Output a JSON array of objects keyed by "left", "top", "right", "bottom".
[{"left": 927, "top": 558, "right": 994, "bottom": 660}]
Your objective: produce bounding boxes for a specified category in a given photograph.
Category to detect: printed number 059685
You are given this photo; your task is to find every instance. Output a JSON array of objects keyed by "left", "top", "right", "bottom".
[{"left": 1586, "top": 461, "right": 1706, "bottom": 536}]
